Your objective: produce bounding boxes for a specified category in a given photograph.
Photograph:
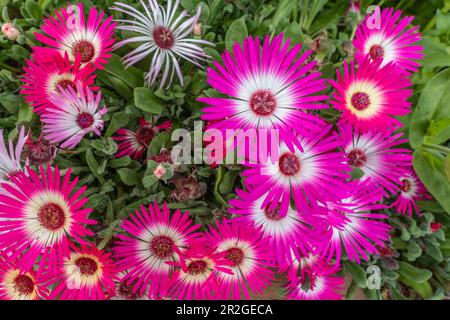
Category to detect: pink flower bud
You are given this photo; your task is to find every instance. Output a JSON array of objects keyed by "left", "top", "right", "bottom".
[
  {"left": 1, "top": 23, "right": 20, "bottom": 41},
  {"left": 193, "top": 23, "right": 202, "bottom": 36},
  {"left": 154, "top": 164, "right": 166, "bottom": 180}
]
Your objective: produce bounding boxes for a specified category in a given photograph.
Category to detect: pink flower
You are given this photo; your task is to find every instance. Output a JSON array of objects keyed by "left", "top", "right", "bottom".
[
  {"left": 46, "top": 244, "right": 117, "bottom": 300},
  {"left": 41, "top": 83, "right": 107, "bottom": 149},
  {"left": 339, "top": 123, "right": 412, "bottom": 194},
  {"left": 317, "top": 181, "right": 391, "bottom": 265},
  {"left": 0, "top": 165, "right": 96, "bottom": 271},
  {"left": 199, "top": 34, "right": 329, "bottom": 154},
  {"left": 229, "top": 188, "right": 320, "bottom": 266},
  {"left": 166, "top": 238, "right": 233, "bottom": 300},
  {"left": 330, "top": 57, "right": 412, "bottom": 133},
  {"left": 113, "top": 202, "right": 201, "bottom": 297},
  {"left": 353, "top": 7, "right": 423, "bottom": 74},
  {"left": 0, "top": 127, "right": 27, "bottom": 187},
  {"left": 285, "top": 263, "right": 344, "bottom": 300},
  {"left": 34, "top": 3, "right": 116, "bottom": 69},
  {"left": 113, "top": 119, "right": 172, "bottom": 159},
  {"left": 0, "top": 257, "right": 49, "bottom": 300},
  {"left": 205, "top": 220, "right": 275, "bottom": 299},
  {"left": 391, "top": 169, "right": 431, "bottom": 216},
  {"left": 21, "top": 52, "right": 97, "bottom": 115},
  {"left": 242, "top": 122, "right": 350, "bottom": 217},
  {"left": 1, "top": 22, "right": 20, "bottom": 41}
]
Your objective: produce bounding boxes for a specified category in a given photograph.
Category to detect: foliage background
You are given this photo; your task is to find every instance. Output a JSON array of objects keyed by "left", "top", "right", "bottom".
[{"left": 1, "top": 0, "right": 450, "bottom": 299}]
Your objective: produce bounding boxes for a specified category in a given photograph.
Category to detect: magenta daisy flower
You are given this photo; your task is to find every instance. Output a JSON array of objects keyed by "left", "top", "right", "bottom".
[
  {"left": 353, "top": 7, "right": 423, "bottom": 74},
  {"left": 0, "top": 257, "right": 49, "bottom": 300},
  {"left": 0, "top": 127, "right": 27, "bottom": 187},
  {"left": 112, "top": 270, "right": 149, "bottom": 300},
  {"left": 317, "top": 182, "right": 391, "bottom": 265},
  {"left": 113, "top": 202, "right": 201, "bottom": 297},
  {"left": 41, "top": 83, "right": 107, "bottom": 149},
  {"left": 113, "top": 118, "right": 172, "bottom": 159},
  {"left": 330, "top": 57, "right": 412, "bottom": 133},
  {"left": 199, "top": 34, "right": 329, "bottom": 152},
  {"left": 242, "top": 123, "right": 350, "bottom": 217},
  {"left": 46, "top": 244, "right": 116, "bottom": 300},
  {"left": 229, "top": 188, "right": 319, "bottom": 266},
  {"left": 0, "top": 165, "right": 96, "bottom": 271},
  {"left": 285, "top": 264, "right": 344, "bottom": 300},
  {"left": 34, "top": 3, "right": 116, "bottom": 69},
  {"left": 205, "top": 220, "right": 274, "bottom": 299},
  {"left": 167, "top": 238, "right": 232, "bottom": 300},
  {"left": 391, "top": 170, "right": 431, "bottom": 216},
  {"left": 339, "top": 123, "right": 412, "bottom": 193},
  {"left": 21, "top": 53, "right": 97, "bottom": 115}
]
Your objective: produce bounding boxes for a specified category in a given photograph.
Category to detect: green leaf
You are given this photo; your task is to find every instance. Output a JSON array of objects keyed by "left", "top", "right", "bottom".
[
  {"left": 445, "top": 153, "right": 450, "bottom": 182},
  {"left": 105, "top": 111, "right": 129, "bottom": 137},
  {"left": 24, "top": 0, "right": 42, "bottom": 21},
  {"left": 424, "top": 238, "right": 443, "bottom": 262},
  {"left": 134, "top": 87, "right": 164, "bottom": 114},
  {"left": 149, "top": 132, "right": 171, "bottom": 155},
  {"left": 271, "top": 0, "right": 294, "bottom": 29},
  {"left": 117, "top": 168, "right": 141, "bottom": 186},
  {"left": 426, "top": 118, "right": 450, "bottom": 145},
  {"left": 103, "top": 54, "right": 144, "bottom": 88},
  {"left": 142, "top": 175, "right": 158, "bottom": 188},
  {"left": 225, "top": 18, "right": 248, "bottom": 51},
  {"left": 409, "top": 68, "right": 450, "bottom": 149},
  {"left": 344, "top": 261, "right": 367, "bottom": 288},
  {"left": 405, "top": 240, "right": 422, "bottom": 261},
  {"left": 414, "top": 150, "right": 450, "bottom": 214},
  {"left": 108, "top": 156, "right": 132, "bottom": 168},
  {"left": 219, "top": 170, "right": 239, "bottom": 195},
  {"left": 398, "top": 261, "right": 432, "bottom": 284}
]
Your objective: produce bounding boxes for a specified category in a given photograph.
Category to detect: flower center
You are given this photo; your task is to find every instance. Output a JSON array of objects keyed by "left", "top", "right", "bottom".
[
  {"left": 37, "top": 202, "right": 66, "bottom": 230},
  {"left": 369, "top": 45, "right": 384, "bottom": 60},
  {"left": 400, "top": 179, "right": 411, "bottom": 193},
  {"left": 347, "top": 149, "right": 367, "bottom": 167},
  {"left": 264, "top": 204, "right": 281, "bottom": 220},
  {"left": 118, "top": 279, "right": 141, "bottom": 300},
  {"left": 351, "top": 92, "right": 371, "bottom": 111},
  {"left": 75, "top": 257, "right": 98, "bottom": 276},
  {"left": 26, "top": 141, "right": 55, "bottom": 166},
  {"left": 76, "top": 112, "right": 94, "bottom": 129},
  {"left": 136, "top": 127, "right": 154, "bottom": 146},
  {"left": 225, "top": 248, "right": 244, "bottom": 266},
  {"left": 150, "top": 235, "right": 174, "bottom": 259},
  {"left": 249, "top": 90, "right": 276, "bottom": 116},
  {"left": 56, "top": 79, "right": 75, "bottom": 92},
  {"left": 72, "top": 40, "right": 96, "bottom": 63},
  {"left": 279, "top": 152, "right": 301, "bottom": 176},
  {"left": 187, "top": 260, "right": 207, "bottom": 276},
  {"left": 14, "top": 275, "right": 35, "bottom": 295},
  {"left": 153, "top": 26, "right": 175, "bottom": 49}
]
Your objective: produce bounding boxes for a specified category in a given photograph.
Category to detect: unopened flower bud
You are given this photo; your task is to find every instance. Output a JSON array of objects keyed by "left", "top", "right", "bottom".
[
  {"left": 154, "top": 164, "right": 167, "bottom": 180},
  {"left": 193, "top": 23, "right": 202, "bottom": 36},
  {"left": 1, "top": 23, "right": 20, "bottom": 41}
]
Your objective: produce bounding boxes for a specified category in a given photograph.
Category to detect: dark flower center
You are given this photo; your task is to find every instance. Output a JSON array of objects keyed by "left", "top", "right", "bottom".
[
  {"left": 37, "top": 202, "right": 65, "bottom": 230},
  {"left": 153, "top": 26, "right": 175, "bottom": 49},
  {"left": 14, "top": 275, "right": 35, "bottom": 295},
  {"left": 72, "top": 40, "right": 96, "bottom": 63},
  {"left": 249, "top": 90, "right": 276, "bottom": 116},
  {"left": 118, "top": 279, "right": 141, "bottom": 300},
  {"left": 351, "top": 92, "right": 371, "bottom": 111},
  {"left": 264, "top": 203, "right": 282, "bottom": 220},
  {"left": 225, "top": 248, "right": 244, "bottom": 266},
  {"left": 76, "top": 112, "right": 94, "bottom": 129},
  {"left": 56, "top": 79, "right": 75, "bottom": 92},
  {"left": 75, "top": 257, "right": 98, "bottom": 276},
  {"left": 400, "top": 179, "right": 411, "bottom": 193},
  {"left": 136, "top": 127, "right": 154, "bottom": 147},
  {"left": 279, "top": 152, "right": 301, "bottom": 176},
  {"left": 347, "top": 149, "right": 367, "bottom": 167},
  {"left": 187, "top": 260, "right": 207, "bottom": 276},
  {"left": 150, "top": 235, "right": 174, "bottom": 259},
  {"left": 369, "top": 45, "right": 384, "bottom": 60}
]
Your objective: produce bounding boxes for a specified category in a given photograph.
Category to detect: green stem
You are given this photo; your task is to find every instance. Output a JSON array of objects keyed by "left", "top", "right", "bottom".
[
  {"left": 0, "top": 62, "right": 19, "bottom": 73},
  {"left": 423, "top": 142, "right": 450, "bottom": 155}
]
